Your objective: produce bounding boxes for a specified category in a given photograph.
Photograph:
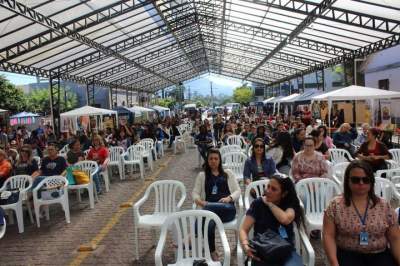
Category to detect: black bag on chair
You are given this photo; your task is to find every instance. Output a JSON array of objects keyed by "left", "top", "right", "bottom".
[{"left": 249, "top": 229, "right": 292, "bottom": 265}]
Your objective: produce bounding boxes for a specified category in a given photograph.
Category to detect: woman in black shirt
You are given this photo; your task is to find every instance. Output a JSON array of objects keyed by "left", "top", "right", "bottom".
[{"left": 14, "top": 145, "right": 38, "bottom": 176}]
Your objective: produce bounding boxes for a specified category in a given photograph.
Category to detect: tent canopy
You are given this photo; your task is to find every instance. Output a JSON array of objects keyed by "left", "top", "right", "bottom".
[
  {"left": 312, "top": 86, "right": 400, "bottom": 101},
  {"left": 152, "top": 105, "right": 170, "bottom": 111},
  {"left": 0, "top": 109, "right": 8, "bottom": 113},
  {"left": 129, "top": 106, "right": 155, "bottom": 113},
  {"left": 10, "top": 111, "right": 40, "bottom": 119},
  {"left": 60, "top": 105, "right": 117, "bottom": 118},
  {"left": 269, "top": 96, "right": 286, "bottom": 103},
  {"left": 278, "top": 93, "right": 300, "bottom": 103},
  {"left": 294, "top": 90, "right": 325, "bottom": 104},
  {"left": 263, "top": 97, "right": 275, "bottom": 104}
]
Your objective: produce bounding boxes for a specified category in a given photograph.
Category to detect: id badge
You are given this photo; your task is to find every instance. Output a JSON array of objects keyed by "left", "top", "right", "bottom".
[
  {"left": 359, "top": 231, "right": 369, "bottom": 246},
  {"left": 279, "top": 225, "right": 288, "bottom": 239},
  {"left": 211, "top": 185, "right": 218, "bottom": 195}
]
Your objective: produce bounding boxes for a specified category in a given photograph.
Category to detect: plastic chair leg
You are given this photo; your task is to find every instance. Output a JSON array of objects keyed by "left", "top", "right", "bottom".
[
  {"left": 15, "top": 206, "right": 24, "bottom": 233},
  {"left": 34, "top": 204, "right": 41, "bottom": 228},
  {"left": 134, "top": 224, "right": 139, "bottom": 260},
  {"left": 63, "top": 197, "right": 71, "bottom": 224},
  {"left": 88, "top": 185, "right": 95, "bottom": 209}
]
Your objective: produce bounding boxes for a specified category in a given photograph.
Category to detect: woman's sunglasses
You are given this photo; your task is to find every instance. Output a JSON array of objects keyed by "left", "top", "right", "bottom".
[
  {"left": 254, "top": 144, "right": 264, "bottom": 149},
  {"left": 350, "top": 176, "right": 371, "bottom": 184}
]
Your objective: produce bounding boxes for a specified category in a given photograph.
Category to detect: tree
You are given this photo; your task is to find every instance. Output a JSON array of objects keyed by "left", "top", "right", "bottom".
[
  {"left": 233, "top": 84, "right": 253, "bottom": 105},
  {"left": 0, "top": 75, "right": 27, "bottom": 113},
  {"left": 157, "top": 97, "right": 176, "bottom": 109},
  {"left": 26, "top": 87, "right": 78, "bottom": 115}
]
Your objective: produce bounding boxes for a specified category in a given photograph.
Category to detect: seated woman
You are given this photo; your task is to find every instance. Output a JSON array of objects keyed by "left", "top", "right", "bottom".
[
  {"left": 356, "top": 128, "right": 390, "bottom": 173},
  {"left": 0, "top": 149, "right": 12, "bottom": 188},
  {"left": 291, "top": 128, "right": 305, "bottom": 153},
  {"left": 87, "top": 135, "right": 109, "bottom": 194},
  {"left": 195, "top": 124, "right": 213, "bottom": 162},
  {"left": 66, "top": 138, "right": 85, "bottom": 165},
  {"left": 310, "top": 129, "right": 329, "bottom": 159},
  {"left": 333, "top": 123, "right": 358, "bottom": 155},
  {"left": 192, "top": 148, "right": 241, "bottom": 261},
  {"left": 318, "top": 125, "right": 334, "bottom": 149},
  {"left": 266, "top": 132, "right": 294, "bottom": 175},
  {"left": 323, "top": 160, "right": 400, "bottom": 266},
  {"left": 14, "top": 145, "right": 38, "bottom": 176},
  {"left": 239, "top": 175, "right": 304, "bottom": 266},
  {"left": 291, "top": 137, "right": 329, "bottom": 183},
  {"left": 244, "top": 138, "right": 276, "bottom": 186}
]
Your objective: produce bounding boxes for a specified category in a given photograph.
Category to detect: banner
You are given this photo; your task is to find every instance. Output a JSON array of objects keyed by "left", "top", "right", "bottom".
[{"left": 381, "top": 100, "right": 391, "bottom": 125}]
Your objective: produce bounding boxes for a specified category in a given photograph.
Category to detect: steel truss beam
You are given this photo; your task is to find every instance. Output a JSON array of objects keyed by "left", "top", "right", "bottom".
[
  {"left": 53, "top": 14, "right": 199, "bottom": 74},
  {"left": 153, "top": 0, "right": 202, "bottom": 74},
  {"left": 49, "top": 76, "right": 61, "bottom": 135},
  {"left": 86, "top": 80, "right": 95, "bottom": 106},
  {"left": 270, "top": 34, "right": 400, "bottom": 86},
  {"left": 244, "top": 0, "right": 337, "bottom": 80},
  {"left": 0, "top": 0, "right": 178, "bottom": 85},
  {"left": 110, "top": 88, "right": 118, "bottom": 109},
  {"left": 197, "top": 12, "right": 350, "bottom": 57},
  {"left": 0, "top": 61, "right": 132, "bottom": 90},
  {"left": 240, "top": 0, "right": 400, "bottom": 35},
  {"left": 217, "top": 0, "right": 227, "bottom": 74},
  {"left": 0, "top": 0, "right": 154, "bottom": 62},
  {"left": 89, "top": 35, "right": 203, "bottom": 81}
]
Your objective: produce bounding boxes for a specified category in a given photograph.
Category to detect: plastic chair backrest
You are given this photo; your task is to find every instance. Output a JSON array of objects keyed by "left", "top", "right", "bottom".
[
  {"left": 59, "top": 144, "right": 69, "bottom": 154},
  {"left": 3, "top": 175, "right": 32, "bottom": 191},
  {"left": 38, "top": 175, "right": 68, "bottom": 190},
  {"left": 226, "top": 135, "right": 245, "bottom": 147},
  {"left": 148, "top": 180, "right": 186, "bottom": 214},
  {"left": 376, "top": 168, "right": 400, "bottom": 180},
  {"left": 332, "top": 162, "right": 350, "bottom": 183},
  {"left": 222, "top": 152, "right": 247, "bottom": 177},
  {"left": 108, "top": 146, "right": 124, "bottom": 162},
  {"left": 126, "top": 145, "right": 144, "bottom": 161},
  {"left": 74, "top": 160, "right": 98, "bottom": 177},
  {"left": 157, "top": 210, "right": 229, "bottom": 265},
  {"left": 220, "top": 145, "right": 242, "bottom": 160},
  {"left": 140, "top": 139, "right": 154, "bottom": 150},
  {"left": 244, "top": 179, "right": 269, "bottom": 210},
  {"left": 328, "top": 148, "right": 353, "bottom": 164},
  {"left": 389, "top": 149, "right": 400, "bottom": 165},
  {"left": 296, "top": 178, "right": 340, "bottom": 215},
  {"left": 374, "top": 177, "right": 396, "bottom": 202}
]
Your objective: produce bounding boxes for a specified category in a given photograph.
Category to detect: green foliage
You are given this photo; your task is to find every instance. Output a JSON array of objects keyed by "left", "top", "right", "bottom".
[
  {"left": 26, "top": 87, "right": 78, "bottom": 114},
  {"left": 157, "top": 97, "right": 176, "bottom": 109},
  {"left": 0, "top": 75, "right": 27, "bottom": 113},
  {"left": 233, "top": 84, "right": 253, "bottom": 104}
]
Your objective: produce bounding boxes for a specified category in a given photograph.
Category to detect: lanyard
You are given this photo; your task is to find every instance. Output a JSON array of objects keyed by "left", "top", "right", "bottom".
[{"left": 352, "top": 199, "right": 369, "bottom": 229}]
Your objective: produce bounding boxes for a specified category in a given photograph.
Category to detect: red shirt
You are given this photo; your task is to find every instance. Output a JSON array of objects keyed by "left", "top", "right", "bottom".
[
  {"left": 0, "top": 159, "right": 12, "bottom": 180},
  {"left": 87, "top": 147, "right": 108, "bottom": 165}
]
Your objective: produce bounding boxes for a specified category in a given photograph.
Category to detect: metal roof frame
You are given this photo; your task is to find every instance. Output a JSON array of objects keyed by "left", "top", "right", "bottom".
[{"left": 0, "top": 0, "right": 398, "bottom": 94}]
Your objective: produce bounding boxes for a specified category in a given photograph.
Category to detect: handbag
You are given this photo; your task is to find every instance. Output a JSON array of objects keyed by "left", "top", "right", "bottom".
[
  {"left": 193, "top": 259, "right": 208, "bottom": 266},
  {"left": 73, "top": 170, "right": 90, "bottom": 184},
  {"left": 0, "top": 190, "right": 20, "bottom": 205},
  {"left": 249, "top": 229, "right": 292, "bottom": 264}
]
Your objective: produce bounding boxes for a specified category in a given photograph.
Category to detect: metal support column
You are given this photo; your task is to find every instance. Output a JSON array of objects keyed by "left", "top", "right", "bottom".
[
  {"left": 129, "top": 89, "right": 134, "bottom": 107},
  {"left": 109, "top": 87, "right": 118, "bottom": 108},
  {"left": 86, "top": 81, "right": 95, "bottom": 106},
  {"left": 49, "top": 76, "right": 61, "bottom": 136}
]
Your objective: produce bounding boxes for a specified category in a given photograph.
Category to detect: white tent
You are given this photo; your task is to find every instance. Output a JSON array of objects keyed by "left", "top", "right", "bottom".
[
  {"left": 60, "top": 105, "right": 118, "bottom": 133},
  {"left": 263, "top": 97, "right": 275, "bottom": 104},
  {"left": 312, "top": 85, "right": 400, "bottom": 128},
  {"left": 278, "top": 93, "right": 300, "bottom": 116},
  {"left": 129, "top": 106, "right": 155, "bottom": 113},
  {"left": 152, "top": 105, "right": 171, "bottom": 117},
  {"left": 0, "top": 109, "right": 7, "bottom": 113}
]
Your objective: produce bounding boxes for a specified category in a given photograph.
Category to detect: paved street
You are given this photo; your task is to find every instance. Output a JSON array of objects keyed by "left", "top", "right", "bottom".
[{"left": 0, "top": 146, "right": 326, "bottom": 266}]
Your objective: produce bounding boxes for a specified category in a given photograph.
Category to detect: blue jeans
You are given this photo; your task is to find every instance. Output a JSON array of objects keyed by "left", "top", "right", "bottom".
[
  {"left": 197, "top": 144, "right": 209, "bottom": 161},
  {"left": 202, "top": 202, "right": 236, "bottom": 252},
  {"left": 93, "top": 170, "right": 101, "bottom": 194},
  {"left": 252, "top": 250, "right": 302, "bottom": 266}
]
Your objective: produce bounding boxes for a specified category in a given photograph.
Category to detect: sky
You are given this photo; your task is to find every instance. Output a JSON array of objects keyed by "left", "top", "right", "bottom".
[{"left": 0, "top": 71, "right": 247, "bottom": 96}]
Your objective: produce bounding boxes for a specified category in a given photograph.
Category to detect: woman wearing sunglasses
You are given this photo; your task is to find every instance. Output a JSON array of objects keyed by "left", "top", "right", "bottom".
[
  {"left": 243, "top": 138, "right": 276, "bottom": 187},
  {"left": 323, "top": 160, "right": 400, "bottom": 266}
]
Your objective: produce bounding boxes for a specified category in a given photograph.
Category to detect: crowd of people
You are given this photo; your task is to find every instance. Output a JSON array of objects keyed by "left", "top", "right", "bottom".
[{"left": 190, "top": 108, "right": 400, "bottom": 265}]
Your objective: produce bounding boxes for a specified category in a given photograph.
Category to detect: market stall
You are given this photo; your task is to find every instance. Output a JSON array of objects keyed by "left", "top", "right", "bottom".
[
  {"left": 277, "top": 93, "right": 300, "bottom": 116},
  {"left": 129, "top": 106, "right": 155, "bottom": 122},
  {"left": 60, "top": 105, "right": 118, "bottom": 133},
  {"left": 151, "top": 105, "right": 171, "bottom": 118},
  {"left": 312, "top": 85, "right": 400, "bottom": 130},
  {"left": 9, "top": 111, "right": 40, "bottom": 129}
]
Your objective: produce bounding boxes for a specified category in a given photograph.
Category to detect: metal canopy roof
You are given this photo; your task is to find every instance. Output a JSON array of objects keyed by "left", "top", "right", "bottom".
[{"left": 0, "top": 0, "right": 399, "bottom": 95}]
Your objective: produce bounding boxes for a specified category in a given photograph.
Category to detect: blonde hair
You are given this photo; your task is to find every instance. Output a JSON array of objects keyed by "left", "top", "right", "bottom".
[{"left": 92, "top": 134, "right": 104, "bottom": 147}]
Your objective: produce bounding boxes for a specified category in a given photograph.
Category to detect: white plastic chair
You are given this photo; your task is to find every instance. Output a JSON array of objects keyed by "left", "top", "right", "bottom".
[
  {"left": 244, "top": 179, "right": 269, "bottom": 210},
  {"left": 0, "top": 175, "right": 32, "bottom": 233},
  {"left": 328, "top": 148, "right": 354, "bottom": 165},
  {"left": 58, "top": 144, "right": 69, "bottom": 157},
  {"left": 392, "top": 176, "right": 400, "bottom": 192},
  {"left": 389, "top": 149, "right": 400, "bottom": 166},
  {"left": 219, "top": 145, "right": 242, "bottom": 162},
  {"left": 155, "top": 210, "right": 230, "bottom": 266},
  {"left": 173, "top": 133, "right": 187, "bottom": 154},
  {"left": 69, "top": 160, "right": 98, "bottom": 209},
  {"left": 295, "top": 178, "right": 341, "bottom": 235},
  {"left": 331, "top": 162, "right": 350, "bottom": 189},
  {"left": 374, "top": 177, "right": 400, "bottom": 202},
  {"left": 226, "top": 135, "right": 249, "bottom": 153},
  {"left": 107, "top": 146, "right": 125, "bottom": 180},
  {"left": 32, "top": 176, "right": 70, "bottom": 228},
  {"left": 0, "top": 217, "right": 5, "bottom": 239},
  {"left": 375, "top": 168, "right": 400, "bottom": 180},
  {"left": 236, "top": 217, "right": 315, "bottom": 266},
  {"left": 123, "top": 145, "right": 144, "bottom": 180},
  {"left": 83, "top": 149, "right": 90, "bottom": 159},
  {"left": 139, "top": 139, "right": 154, "bottom": 171},
  {"left": 133, "top": 180, "right": 186, "bottom": 260},
  {"left": 222, "top": 151, "right": 247, "bottom": 182},
  {"left": 33, "top": 156, "right": 41, "bottom": 168},
  {"left": 99, "top": 159, "right": 110, "bottom": 192}
]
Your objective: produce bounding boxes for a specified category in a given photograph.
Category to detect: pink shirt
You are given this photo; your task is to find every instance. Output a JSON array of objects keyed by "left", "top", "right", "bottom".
[{"left": 291, "top": 151, "right": 329, "bottom": 182}]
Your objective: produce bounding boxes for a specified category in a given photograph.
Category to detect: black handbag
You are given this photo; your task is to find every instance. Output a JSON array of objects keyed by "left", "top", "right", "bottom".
[
  {"left": 0, "top": 190, "right": 20, "bottom": 205},
  {"left": 249, "top": 229, "right": 292, "bottom": 265},
  {"left": 193, "top": 259, "right": 208, "bottom": 266}
]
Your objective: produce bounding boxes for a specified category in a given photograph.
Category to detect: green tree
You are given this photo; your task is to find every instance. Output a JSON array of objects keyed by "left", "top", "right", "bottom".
[
  {"left": 26, "top": 87, "right": 78, "bottom": 114},
  {"left": 0, "top": 75, "right": 27, "bottom": 113},
  {"left": 233, "top": 84, "right": 253, "bottom": 105},
  {"left": 157, "top": 97, "right": 176, "bottom": 109}
]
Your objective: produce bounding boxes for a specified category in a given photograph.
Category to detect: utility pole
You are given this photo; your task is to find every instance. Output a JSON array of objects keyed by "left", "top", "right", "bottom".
[
  {"left": 210, "top": 81, "right": 214, "bottom": 109},
  {"left": 188, "top": 86, "right": 191, "bottom": 101}
]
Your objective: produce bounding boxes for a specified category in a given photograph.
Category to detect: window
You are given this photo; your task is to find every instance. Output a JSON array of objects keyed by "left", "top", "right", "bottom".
[{"left": 378, "top": 79, "right": 389, "bottom": 90}]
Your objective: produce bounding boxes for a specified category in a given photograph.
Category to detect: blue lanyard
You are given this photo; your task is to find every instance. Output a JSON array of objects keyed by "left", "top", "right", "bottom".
[{"left": 352, "top": 199, "right": 369, "bottom": 229}]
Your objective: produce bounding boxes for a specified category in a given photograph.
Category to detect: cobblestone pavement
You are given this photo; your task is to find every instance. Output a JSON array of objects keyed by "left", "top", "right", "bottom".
[{"left": 0, "top": 146, "right": 326, "bottom": 266}]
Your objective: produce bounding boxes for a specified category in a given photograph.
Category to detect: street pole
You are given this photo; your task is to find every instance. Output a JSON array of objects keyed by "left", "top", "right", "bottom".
[{"left": 210, "top": 81, "right": 214, "bottom": 109}]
